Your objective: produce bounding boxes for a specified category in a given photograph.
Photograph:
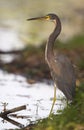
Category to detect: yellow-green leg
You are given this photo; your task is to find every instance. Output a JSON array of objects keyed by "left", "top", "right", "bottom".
[{"left": 49, "top": 84, "right": 56, "bottom": 116}]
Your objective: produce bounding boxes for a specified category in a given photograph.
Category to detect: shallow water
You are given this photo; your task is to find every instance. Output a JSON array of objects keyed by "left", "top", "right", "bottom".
[
  {"left": 0, "top": 27, "right": 25, "bottom": 63},
  {"left": 0, "top": 70, "right": 66, "bottom": 129}
]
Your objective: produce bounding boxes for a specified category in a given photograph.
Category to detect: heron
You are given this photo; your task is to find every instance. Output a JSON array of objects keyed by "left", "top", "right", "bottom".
[{"left": 27, "top": 13, "right": 76, "bottom": 115}]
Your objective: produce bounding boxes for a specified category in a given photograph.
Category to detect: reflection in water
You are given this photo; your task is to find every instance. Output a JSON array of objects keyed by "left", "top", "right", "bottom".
[{"left": 0, "top": 70, "right": 66, "bottom": 129}]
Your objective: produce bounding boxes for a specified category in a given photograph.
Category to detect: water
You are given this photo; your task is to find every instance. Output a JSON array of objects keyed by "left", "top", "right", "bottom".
[
  {"left": 0, "top": 27, "right": 24, "bottom": 51},
  {"left": 0, "top": 70, "right": 66, "bottom": 129},
  {"left": 0, "top": 27, "right": 25, "bottom": 63}
]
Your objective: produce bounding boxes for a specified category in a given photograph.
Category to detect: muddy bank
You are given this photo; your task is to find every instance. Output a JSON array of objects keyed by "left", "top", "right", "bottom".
[{"left": 0, "top": 35, "right": 84, "bottom": 83}]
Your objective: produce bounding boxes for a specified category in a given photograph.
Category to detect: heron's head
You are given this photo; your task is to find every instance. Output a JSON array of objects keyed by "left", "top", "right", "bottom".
[{"left": 27, "top": 13, "right": 57, "bottom": 22}]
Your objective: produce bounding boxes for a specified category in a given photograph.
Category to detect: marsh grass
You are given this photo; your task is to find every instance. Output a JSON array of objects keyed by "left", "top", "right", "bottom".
[
  {"left": 55, "top": 35, "right": 84, "bottom": 49},
  {"left": 32, "top": 83, "right": 84, "bottom": 130}
]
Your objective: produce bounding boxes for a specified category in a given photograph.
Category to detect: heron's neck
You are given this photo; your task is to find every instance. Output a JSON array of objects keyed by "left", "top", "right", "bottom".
[{"left": 45, "top": 18, "right": 61, "bottom": 67}]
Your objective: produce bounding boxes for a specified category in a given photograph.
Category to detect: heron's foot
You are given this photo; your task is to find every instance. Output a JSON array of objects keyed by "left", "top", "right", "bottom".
[{"left": 49, "top": 97, "right": 56, "bottom": 117}]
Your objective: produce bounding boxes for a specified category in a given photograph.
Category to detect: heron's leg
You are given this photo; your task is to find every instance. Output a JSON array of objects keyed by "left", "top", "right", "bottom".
[{"left": 49, "top": 84, "right": 56, "bottom": 116}]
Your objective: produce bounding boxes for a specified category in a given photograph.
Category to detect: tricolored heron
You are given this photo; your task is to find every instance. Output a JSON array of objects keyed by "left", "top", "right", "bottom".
[{"left": 27, "top": 13, "right": 76, "bottom": 115}]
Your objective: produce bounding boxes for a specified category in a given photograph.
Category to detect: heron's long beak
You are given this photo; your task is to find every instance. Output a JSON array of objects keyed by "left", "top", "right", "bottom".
[{"left": 27, "top": 15, "right": 50, "bottom": 21}]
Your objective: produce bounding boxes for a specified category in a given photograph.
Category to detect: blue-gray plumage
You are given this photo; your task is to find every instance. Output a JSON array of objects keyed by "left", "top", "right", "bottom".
[{"left": 27, "top": 13, "right": 76, "bottom": 115}]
